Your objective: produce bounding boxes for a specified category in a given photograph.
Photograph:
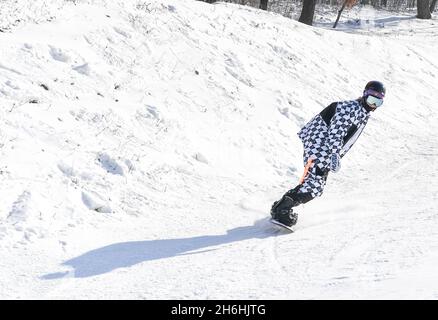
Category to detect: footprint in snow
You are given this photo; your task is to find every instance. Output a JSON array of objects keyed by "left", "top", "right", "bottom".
[
  {"left": 7, "top": 190, "right": 31, "bottom": 225},
  {"left": 81, "top": 191, "right": 112, "bottom": 213},
  {"left": 97, "top": 153, "right": 124, "bottom": 176},
  {"left": 49, "top": 46, "right": 70, "bottom": 63},
  {"left": 72, "top": 63, "right": 90, "bottom": 76}
]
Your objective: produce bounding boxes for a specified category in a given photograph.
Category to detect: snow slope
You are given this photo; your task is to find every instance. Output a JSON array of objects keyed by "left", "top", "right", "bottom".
[{"left": 0, "top": 0, "right": 437, "bottom": 299}]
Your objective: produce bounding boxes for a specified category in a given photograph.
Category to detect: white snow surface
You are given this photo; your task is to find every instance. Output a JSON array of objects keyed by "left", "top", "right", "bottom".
[{"left": 0, "top": 0, "right": 437, "bottom": 299}]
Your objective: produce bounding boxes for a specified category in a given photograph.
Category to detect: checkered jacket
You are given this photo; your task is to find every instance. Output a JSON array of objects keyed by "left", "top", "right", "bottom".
[{"left": 298, "top": 99, "right": 370, "bottom": 170}]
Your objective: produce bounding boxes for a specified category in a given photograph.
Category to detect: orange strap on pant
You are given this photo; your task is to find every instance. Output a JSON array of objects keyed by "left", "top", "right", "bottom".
[{"left": 299, "top": 158, "right": 314, "bottom": 184}]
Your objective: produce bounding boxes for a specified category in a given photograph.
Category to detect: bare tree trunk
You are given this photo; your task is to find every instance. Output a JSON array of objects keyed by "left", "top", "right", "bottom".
[
  {"left": 298, "top": 0, "right": 317, "bottom": 25},
  {"left": 333, "top": 0, "right": 347, "bottom": 28},
  {"left": 417, "top": 0, "right": 432, "bottom": 18},
  {"left": 259, "top": 0, "right": 268, "bottom": 10},
  {"left": 430, "top": 0, "right": 438, "bottom": 12}
]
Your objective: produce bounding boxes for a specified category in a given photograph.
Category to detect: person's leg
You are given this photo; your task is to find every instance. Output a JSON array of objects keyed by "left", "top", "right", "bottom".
[{"left": 271, "top": 162, "right": 328, "bottom": 226}]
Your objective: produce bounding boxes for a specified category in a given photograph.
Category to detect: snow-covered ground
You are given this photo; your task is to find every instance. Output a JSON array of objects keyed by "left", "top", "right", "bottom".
[{"left": 0, "top": 0, "right": 437, "bottom": 299}]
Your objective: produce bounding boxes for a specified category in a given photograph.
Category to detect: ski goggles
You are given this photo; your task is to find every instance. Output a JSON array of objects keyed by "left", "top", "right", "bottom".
[
  {"left": 366, "top": 95, "right": 384, "bottom": 107},
  {"left": 364, "top": 89, "right": 384, "bottom": 107}
]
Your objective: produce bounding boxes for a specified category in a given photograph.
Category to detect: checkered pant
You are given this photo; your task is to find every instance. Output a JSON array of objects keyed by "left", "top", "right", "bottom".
[
  {"left": 297, "top": 152, "right": 329, "bottom": 198},
  {"left": 296, "top": 115, "right": 331, "bottom": 198}
]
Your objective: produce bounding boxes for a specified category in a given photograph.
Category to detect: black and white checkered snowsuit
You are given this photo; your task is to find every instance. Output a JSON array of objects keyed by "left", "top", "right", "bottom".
[{"left": 295, "top": 99, "right": 371, "bottom": 199}]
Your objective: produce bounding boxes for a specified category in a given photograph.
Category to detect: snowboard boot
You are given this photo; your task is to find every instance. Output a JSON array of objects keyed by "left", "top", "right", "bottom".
[
  {"left": 270, "top": 196, "right": 298, "bottom": 227},
  {"left": 270, "top": 186, "right": 314, "bottom": 227}
]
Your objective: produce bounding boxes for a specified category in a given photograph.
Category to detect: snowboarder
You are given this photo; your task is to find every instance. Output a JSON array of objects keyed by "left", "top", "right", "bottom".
[{"left": 271, "top": 80, "right": 386, "bottom": 228}]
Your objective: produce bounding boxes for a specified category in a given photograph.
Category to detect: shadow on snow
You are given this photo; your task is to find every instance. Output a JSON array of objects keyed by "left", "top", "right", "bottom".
[
  {"left": 315, "top": 15, "right": 416, "bottom": 30},
  {"left": 41, "top": 218, "right": 285, "bottom": 279}
]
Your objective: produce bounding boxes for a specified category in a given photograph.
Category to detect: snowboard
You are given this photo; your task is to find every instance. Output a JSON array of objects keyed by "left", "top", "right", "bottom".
[{"left": 269, "top": 218, "right": 294, "bottom": 232}]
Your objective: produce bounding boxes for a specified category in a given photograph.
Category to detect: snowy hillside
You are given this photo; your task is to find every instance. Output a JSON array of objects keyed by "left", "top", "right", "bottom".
[{"left": 1, "top": 0, "right": 437, "bottom": 299}]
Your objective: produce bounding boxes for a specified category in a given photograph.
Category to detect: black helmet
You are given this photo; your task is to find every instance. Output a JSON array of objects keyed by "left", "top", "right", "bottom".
[{"left": 364, "top": 80, "right": 385, "bottom": 98}]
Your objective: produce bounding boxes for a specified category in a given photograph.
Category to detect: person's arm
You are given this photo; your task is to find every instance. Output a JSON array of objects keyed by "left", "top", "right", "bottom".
[{"left": 326, "top": 102, "right": 355, "bottom": 172}]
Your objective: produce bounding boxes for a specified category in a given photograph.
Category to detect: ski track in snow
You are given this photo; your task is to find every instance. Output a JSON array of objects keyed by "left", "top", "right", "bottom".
[{"left": 0, "top": 0, "right": 437, "bottom": 299}]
